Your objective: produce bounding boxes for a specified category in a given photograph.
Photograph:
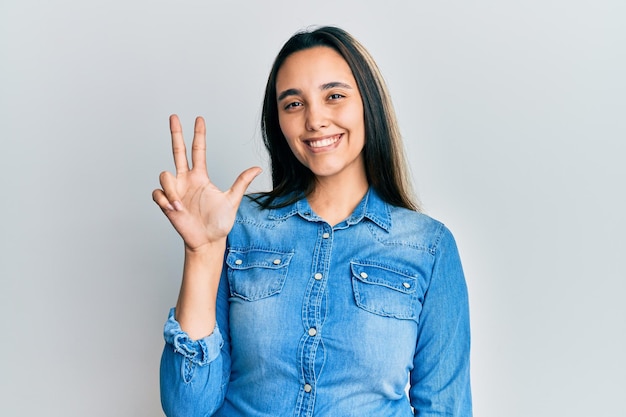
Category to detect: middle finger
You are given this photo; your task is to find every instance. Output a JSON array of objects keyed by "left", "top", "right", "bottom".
[
  {"left": 191, "top": 116, "right": 208, "bottom": 175},
  {"left": 169, "top": 114, "right": 190, "bottom": 174}
]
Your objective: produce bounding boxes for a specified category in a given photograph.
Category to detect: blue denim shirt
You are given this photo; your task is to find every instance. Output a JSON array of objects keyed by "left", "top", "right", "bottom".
[{"left": 160, "top": 189, "right": 472, "bottom": 416}]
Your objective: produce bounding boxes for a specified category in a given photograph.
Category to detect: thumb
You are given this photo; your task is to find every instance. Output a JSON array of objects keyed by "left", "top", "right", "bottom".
[{"left": 228, "top": 166, "right": 263, "bottom": 204}]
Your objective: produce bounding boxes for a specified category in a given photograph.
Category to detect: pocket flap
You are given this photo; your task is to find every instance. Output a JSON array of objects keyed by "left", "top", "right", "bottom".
[
  {"left": 227, "top": 249, "right": 293, "bottom": 270},
  {"left": 350, "top": 262, "right": 417, "bottom": 294}
]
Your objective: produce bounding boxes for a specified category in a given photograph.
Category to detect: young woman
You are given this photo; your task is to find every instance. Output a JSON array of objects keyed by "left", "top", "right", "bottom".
[{"left": 153, "top": 26, "right": 472, "bottom": 417}]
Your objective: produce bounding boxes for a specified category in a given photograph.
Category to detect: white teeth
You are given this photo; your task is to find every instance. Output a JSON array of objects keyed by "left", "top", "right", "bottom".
[{"left": 308, "top": 135, "right": 340, "bottom": 148}]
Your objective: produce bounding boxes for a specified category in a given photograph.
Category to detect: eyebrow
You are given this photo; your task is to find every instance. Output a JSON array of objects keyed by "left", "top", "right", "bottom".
[{"left": 277, "top": 81, "right": 353, "bottom": 101}]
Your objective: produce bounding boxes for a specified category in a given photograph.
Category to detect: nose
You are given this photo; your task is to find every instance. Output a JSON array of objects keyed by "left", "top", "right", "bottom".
[{"left": 305, "top": 103, "right": 328, "bottom": 131}]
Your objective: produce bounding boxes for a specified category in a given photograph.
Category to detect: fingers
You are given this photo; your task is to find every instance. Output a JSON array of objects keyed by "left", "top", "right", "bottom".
[
  {"left": 152, "top": 188, "right": 175, "bottom": 212},
  {"left": 191, "top": 116, "right": 208, "bottom": 176},
  {"left": 171, "top": 115, "right": 208, "bottom": 176},
  {"left": 228, "top": 166, "right": 263, "bottom": 204},
  {"left": 170, "top": 114, "right": 190, "bottom": 174},
  {"left": 153, "top": 171, "right": 183, "bottom": 212}
]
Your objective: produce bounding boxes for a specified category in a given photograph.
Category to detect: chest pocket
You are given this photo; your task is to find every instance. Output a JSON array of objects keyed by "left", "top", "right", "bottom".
[
  {"left": 350, "top": 261, "right": 421, "bottom": 320},
  {"left": 227, "top": 249, "right": 293, "bottom": 301}
]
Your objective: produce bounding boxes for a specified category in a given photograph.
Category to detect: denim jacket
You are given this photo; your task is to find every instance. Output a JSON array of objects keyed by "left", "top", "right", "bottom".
[{"left": 160, "top": 188, "right": 472, "bottom": 416}]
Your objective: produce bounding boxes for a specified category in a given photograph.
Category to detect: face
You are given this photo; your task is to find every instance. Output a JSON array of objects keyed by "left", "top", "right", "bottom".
[{"left": 275, "top": 46, "right": 366, "bottom": 184}]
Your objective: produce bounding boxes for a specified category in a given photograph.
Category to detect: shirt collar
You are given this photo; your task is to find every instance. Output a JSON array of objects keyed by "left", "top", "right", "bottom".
[{"left": 268, "top": 188, "right": 391, "bottom": 232}]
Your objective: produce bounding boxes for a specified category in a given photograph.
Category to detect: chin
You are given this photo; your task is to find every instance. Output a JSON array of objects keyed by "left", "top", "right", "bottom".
[{"left": 308, "top": 165, "right": 342, "bottom": 178}]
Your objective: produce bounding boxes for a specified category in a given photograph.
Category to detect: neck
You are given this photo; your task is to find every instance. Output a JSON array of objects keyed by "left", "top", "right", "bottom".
[{"left": 307, "top": 174, "right": 369, "bottom": 226}]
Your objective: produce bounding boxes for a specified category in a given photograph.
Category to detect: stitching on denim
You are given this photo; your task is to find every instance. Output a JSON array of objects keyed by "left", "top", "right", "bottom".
[
  {"left": 366, "top": 222, "right": 437, "bottom": 253},
  {"left": 228, "top": 245, "right": 293, "bottom": 252},
  {"left": 235, "top": 217, "right": 282, "bottom": 229},
  {"left": 182, "top": 358, "right": 195, "bottom": 383},
  {"left": 227, "top": 248, "right": 294, "bottom": 268},
  {"left": 363, "top": 199, "right": 392, "bottom": 231},
  {"left": 267, "top": 206, "right": 299, "bottom": 221},
  {"left": 430, "top": 222, "right": 447, "bottom": 254},
  {"left": 350, "top": 259, "right": 421, "bottom": 279}
]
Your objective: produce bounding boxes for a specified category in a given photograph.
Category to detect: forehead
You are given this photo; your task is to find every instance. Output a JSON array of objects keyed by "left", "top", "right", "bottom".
[{"left": 276, "top": 46, "right": 356, "bottom": 90}]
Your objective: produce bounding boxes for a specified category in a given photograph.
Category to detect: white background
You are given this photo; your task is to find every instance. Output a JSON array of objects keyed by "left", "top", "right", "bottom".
[{"left": 1, "top": 1, "right": 625, "bottom": 416}]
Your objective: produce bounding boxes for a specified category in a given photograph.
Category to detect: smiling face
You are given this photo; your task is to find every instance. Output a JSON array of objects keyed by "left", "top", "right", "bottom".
[{"left": 275, "top": 46, "right": 366, "bottom": 185}]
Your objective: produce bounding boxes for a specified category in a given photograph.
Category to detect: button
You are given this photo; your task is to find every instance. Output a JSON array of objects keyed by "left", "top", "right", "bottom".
[
  {"left": 314, "top": 273, "right": 323, "bottom": 280},
  {"left": 304, "top": 383, "right": 312, "bottom": 393},
  {"left": 273, "top": 259, "right": 281, "bottom": 265},
  {"left": 403, "top": 282, "right": 411, "bottom": 289},
  {"left": 308, "top": 327, "right": 317, "bottom": 337},
  {"left": 322, "top": 232, "right": 330, "bottom": 239},
  {"left": 235, "top": 259, "right": 243, "bottom": 265},
  {"left": 360, "top": 272, "right": 368, "bottom": 279}
]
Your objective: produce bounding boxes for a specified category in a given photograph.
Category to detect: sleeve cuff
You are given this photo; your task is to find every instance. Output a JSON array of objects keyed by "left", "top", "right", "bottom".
[{"left": 163, "top": 308, "right": 224, "bottom": 366}]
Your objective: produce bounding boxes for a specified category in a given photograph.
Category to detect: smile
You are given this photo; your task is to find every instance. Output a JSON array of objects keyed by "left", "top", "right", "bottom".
[{"left": 305, "top": 134, "right": 342, "bottom": 149}]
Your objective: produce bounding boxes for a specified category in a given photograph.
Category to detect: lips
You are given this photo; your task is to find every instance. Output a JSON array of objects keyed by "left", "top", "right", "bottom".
[{"left": 305, "top": 134, "right": 342, "bottom": 149}]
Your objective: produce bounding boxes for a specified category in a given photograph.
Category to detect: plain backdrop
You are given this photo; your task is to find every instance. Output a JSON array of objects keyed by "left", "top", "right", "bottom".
[{"left": 1, "top": 1, "right": 625, "bottom": 416}]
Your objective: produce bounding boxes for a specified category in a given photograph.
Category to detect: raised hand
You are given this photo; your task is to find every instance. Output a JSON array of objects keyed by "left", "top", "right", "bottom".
[{"left": 152, "top": 115, "right": 262, "bottom": 251}]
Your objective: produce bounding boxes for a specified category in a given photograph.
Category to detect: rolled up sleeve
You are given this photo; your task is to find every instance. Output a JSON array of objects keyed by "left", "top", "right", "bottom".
[{"left": 160, "top": 308, "right": 227, "bottom": 417}]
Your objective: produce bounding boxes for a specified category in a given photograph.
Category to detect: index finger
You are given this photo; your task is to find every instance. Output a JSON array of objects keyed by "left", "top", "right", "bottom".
[
  {"left": 191, "top": 116, "right": 207, "bottom": 175},
  {"left": 169, "top": 114, "right": 190, "bottom": 174}
]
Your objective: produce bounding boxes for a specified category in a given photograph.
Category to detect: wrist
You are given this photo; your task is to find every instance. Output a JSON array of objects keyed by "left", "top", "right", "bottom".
[{"left": 184, "top": 238, "right": 226, "bottom": 256}]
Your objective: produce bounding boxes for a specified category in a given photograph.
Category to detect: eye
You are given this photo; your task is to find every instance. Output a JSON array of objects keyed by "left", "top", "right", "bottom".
[
  {"left": 284, "top": 101, "right": 302, "bottom": 110},
  {"left": 329, "top": 93, "right": 345, "bottom": 100}
]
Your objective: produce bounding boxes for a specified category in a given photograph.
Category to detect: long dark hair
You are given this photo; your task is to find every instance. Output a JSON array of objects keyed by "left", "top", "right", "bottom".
[{"left": 255, "top": 26, "right": 419, "bottom": 211}]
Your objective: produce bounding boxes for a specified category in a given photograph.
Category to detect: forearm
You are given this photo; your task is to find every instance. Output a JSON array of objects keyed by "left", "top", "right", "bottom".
[{"left": 175, "top": 239, "right": 226, "bottom": 340}]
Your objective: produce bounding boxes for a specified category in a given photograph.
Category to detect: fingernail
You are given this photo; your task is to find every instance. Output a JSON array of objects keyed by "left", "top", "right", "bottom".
[
  {"left": 173, "top": 201, "right": 183, "bottom": 211},
  {"left": 166, "top": 203, "right": 174, "bottom": 211}
]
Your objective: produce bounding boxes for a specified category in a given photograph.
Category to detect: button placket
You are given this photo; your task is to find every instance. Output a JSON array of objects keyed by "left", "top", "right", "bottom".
[{"left": 297, "top": 223, "right": 332, "bottom": 414}]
